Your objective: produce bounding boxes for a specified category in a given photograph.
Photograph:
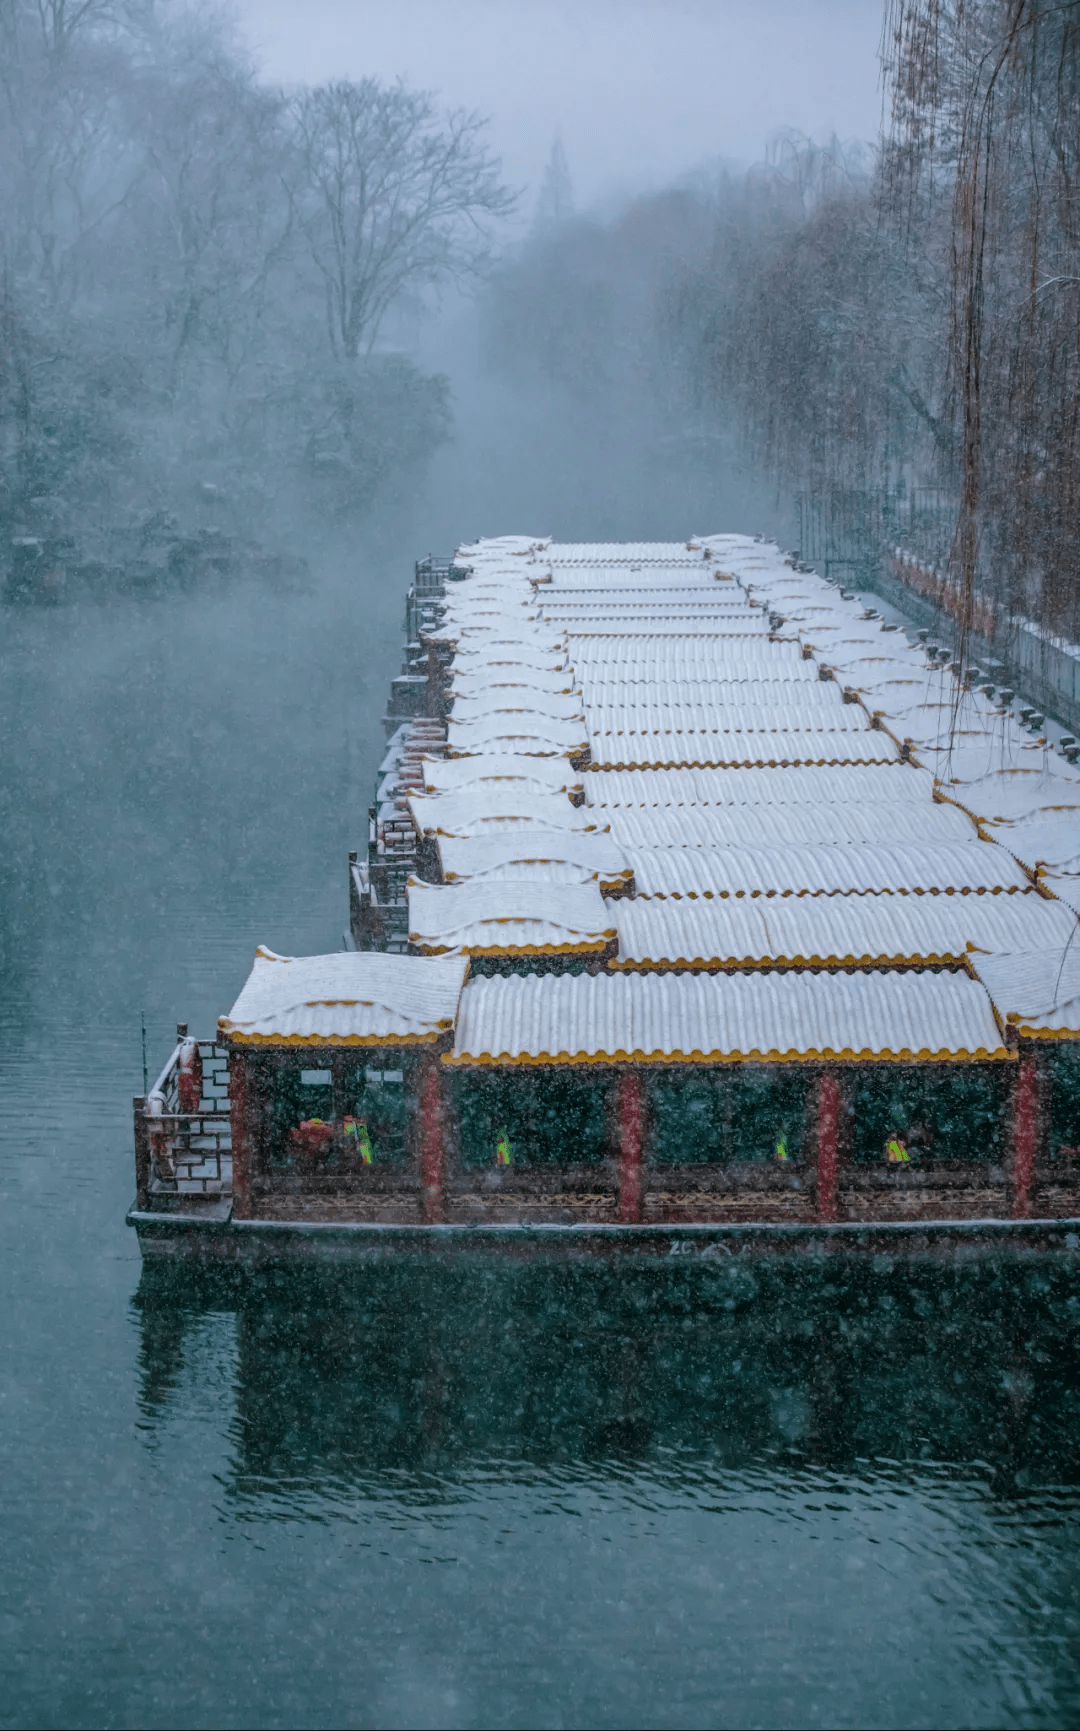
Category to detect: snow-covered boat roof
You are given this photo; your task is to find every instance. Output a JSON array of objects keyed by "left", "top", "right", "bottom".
[
  {"left": 603, "top": 799, "right": 972, "bottom": 852},
  {"left": 1041, "top": 874, "right": 1080, "bottom": 919},
  {"left": 450, "top": 668, "right": 579, "bottom": 697},
  {"left": 570, "top": 639, "right": 806, "bottom": 671},
  {"left": 564, "top": 624, "right": 771, "bottom": 641},
  {"left": 447, "top": 717, "right": 588, "bottom": 757},
  {"left": 538, "top": 583, "right": 750, "bottom": 601},
  {"left": 611, "top": 892, "right": 1074, "bottom": 970},
  {"left": 437, "top": 831, "right": 632, "bottom": 890},
  {"left": 582, "top": 673, "right": 824, "bottom": 703},
  {"left": 546, "top": 541, "right": 709, "bottom": 565},
  {"left": 406, "top": 789, "right": 597, "bottom": 838},
  {"left": 408, "top": 881, "right": 616, "bottom": 957},
  {"left": 535, "top": 582, "right": 733, "bottom": 600},
  {"left": 422, "top": 754, "right": 584, "bottom": 795},
  {"left": 220, "top": 947, "right": 470, "bottom": 1046},
  {"left": 580, "top": 763, "right": 933, "bottom": 807},
  {"left": 362, "top": 530, "right": 1080, "bottom": 1057},
  {"left": 981, "top": 811, "right": 1080, "bottom": 873},
  {"left": 426, "top": 623, "right": 567, "bottom": 653},
  {"left": 586, "top": 730, "right": 898, "bottom": 770},
  {"left": 450, "top": 692, "right": 584, "bottom": 724},
  {"left": 940, "top": 763, "right": 1080, "bottom": 824},
  {"left": 623, "top": 841, "right": 1032, "bottom": 898},
  {"left": 446, "top": 968, "right": 1011, "bottom": 1066},
  {"left": 970, "top": 949, "right": 1080, "bottom": 1040},
  {"left": 449, "top": 644, "right": 570, "bottom": 670},
  {"left": 584, "top": 696, "right": 868, "bottom": 735},
  {"left": 539, "top": 600, "right": 761, "bottom": 621}
]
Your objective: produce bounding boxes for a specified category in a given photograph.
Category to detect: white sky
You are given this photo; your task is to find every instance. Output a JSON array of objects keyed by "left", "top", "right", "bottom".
[{"left": 233, "top": 0, "right": 886, "bottom": 211}]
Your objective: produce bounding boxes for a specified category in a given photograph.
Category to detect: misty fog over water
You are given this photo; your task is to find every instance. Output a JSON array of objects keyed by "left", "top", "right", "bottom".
[
  {"left": 4, "top": 1, "right": 1080, "bottom": 1726},
  {"left": 0, "top": 410, "right": 792, "bottom": 1731}
]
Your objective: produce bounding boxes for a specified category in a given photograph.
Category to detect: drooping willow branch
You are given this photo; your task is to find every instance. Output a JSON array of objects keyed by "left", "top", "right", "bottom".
[{"left": 884, "top": 0, "right": 1080, "bottom": 654}]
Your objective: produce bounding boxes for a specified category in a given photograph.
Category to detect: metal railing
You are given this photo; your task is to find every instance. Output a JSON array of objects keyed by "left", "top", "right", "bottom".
[{"left": 414, "top": 554, "right": 452, "bottom": 594}]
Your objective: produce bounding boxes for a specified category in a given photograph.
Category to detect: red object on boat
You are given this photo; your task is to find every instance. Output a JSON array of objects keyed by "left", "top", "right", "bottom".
[
  {"left": 177, "top": 1040, "right": 203, "bottom": 1113},
  {"left": 618, "top": 1070, "right": 643, "bottom": 1224},
  {"left": 1012, "top": 1051, "right": 1037, "bottom": 1219},
  {"left": 816, "top": 1071, "right": 839, "bottom": 1222},
  {"left": 289, "top": 1118, "right": 334, "bottom": 1156}
]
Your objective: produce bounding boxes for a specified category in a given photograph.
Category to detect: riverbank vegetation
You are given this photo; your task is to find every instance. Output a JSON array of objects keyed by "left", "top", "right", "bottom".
[
  {"left": 485, "top": 0, "right": 1080, "bottom": 645},
  {"left": 0, "top": 0, "right": 510, "bottom": 600},
  {"left": 5, "top": 0, "right": 1076, "bottom": 644}
]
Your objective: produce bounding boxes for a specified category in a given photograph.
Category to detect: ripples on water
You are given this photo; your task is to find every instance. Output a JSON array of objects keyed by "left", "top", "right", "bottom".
[
  {"left": 128, "top": 1253, "right": 1080, "bottom": 1730},
  {"left": 3, "top": 582, "right": 1080, "bottom": 1729}
]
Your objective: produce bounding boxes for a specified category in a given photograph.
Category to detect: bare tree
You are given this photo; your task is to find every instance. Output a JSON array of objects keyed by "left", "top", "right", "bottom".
[
  {"left": 0, "top": 10, "right": 479, "bottom": 580},
  {"left": 135, "top": 44, "right": 290, "bottom": 393},
  {"left": 885, "top": 0, "right": 1080, "bottom": 643},
  {"left": 288, "top": 79, "right": 514, "bottom": 360}
]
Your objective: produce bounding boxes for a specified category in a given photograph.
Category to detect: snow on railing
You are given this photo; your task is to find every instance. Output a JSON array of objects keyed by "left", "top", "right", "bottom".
[
  {"left": 890, "top": 547, "right": 1080, "bottom": 727},
  {"left": 890, "top": 549, "right": 997, "bottom": 639},
  {"left": 134, "top": 1030, "right": 231, "bottom": 1208}
]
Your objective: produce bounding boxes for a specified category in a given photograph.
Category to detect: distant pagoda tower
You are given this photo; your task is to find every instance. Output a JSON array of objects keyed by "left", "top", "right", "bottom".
[{"left": 534, "top": 132, "right": 574, "bottom": 230}]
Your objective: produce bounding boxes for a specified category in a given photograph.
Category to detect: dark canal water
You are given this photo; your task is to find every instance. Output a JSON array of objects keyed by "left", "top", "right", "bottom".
[{"left": 3, "top": 550, "right": 1080, "bottom": 1729}]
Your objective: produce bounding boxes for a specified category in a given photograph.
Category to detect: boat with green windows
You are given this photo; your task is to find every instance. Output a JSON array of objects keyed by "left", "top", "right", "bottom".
[{"left": 128, "top": 535, "right": 1080, "bottom": 1260}]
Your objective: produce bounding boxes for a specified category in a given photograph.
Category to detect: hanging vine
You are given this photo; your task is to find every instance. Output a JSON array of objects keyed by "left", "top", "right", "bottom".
[{"left": 885, "top": 0, "right": 1080, "bottom": 656}]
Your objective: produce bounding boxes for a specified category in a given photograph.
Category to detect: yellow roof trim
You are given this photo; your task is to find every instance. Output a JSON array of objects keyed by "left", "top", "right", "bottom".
[
  {"left": 222, "top": 1030, "right": 442, "bottom": 1048},
  {"left": 441, "top": 870, "right": 632, "bottom": 888},
  {"left": 588, "top": 754, "right": 890, "bottom": 771},
  {"left": 413, "top": 938, "right": 611, "bottom": 956},
  {"left": 632, "top": 886, "right": 1019, "bottom": 900},
  {"left": 607, "top": 950, "right": 966, "bottom": 971},
  {"left": 442, "top": 1044, "right": 1014, "bottom": 1068},
  {"left": 1010, "top": 1022, "right": 1080, "bottom": 1043}
]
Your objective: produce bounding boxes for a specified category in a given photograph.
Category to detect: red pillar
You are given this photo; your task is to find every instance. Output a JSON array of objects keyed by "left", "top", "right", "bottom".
[
  {"left": 816, "top": 1070, "right": 839, "bottom": 1224},
  {"left": 618, "top": 1069, "right": 644, "bottom": 1224},
  {"left": 133, "top": 1096, "right": 150, "bottom": 1210},
  {"left": 229, "top": 1047, "right": 252, "bottom": 1220},
  {"left": 1012, "top": 1049, "right": 1037, "bottom": 1220},
  {"left": 420, "top": 1054, "right": 444, "bottom": 1224}
]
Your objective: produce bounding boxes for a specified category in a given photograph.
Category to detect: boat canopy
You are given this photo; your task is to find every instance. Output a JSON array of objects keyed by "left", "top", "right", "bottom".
[
  {"left": 611, "top": 890, "right": 1075, "bottom": 971},
  {"left": 970, "top": 949, "right": 1080, "bottom": 1040},
  {"left": 445, "top": 967, "right": 1012, "bottom": 1067},
  {"left": 219, "top": 947, "right": 470, "bottom": 1046},
  {"left": 408, "top": 881, "right": 615, "bottom": 957}
]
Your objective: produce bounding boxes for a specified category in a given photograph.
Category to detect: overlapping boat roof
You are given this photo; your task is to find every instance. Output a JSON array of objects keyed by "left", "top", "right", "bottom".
[
  {"left": 248, "top": 530, "right": 1079, "bottom": 1054},
  {"left": 445, "top": 968, "right": 1011, "bottom": 1066}
]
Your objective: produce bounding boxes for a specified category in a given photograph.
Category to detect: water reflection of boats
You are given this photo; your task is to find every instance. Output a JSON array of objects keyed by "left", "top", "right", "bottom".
[
  {"left": 127, "top": 537, "right": 1080, "bottom": 1259},
  {"left": 133, "top": 1254, "right": 1080, "bottom": 1490}
]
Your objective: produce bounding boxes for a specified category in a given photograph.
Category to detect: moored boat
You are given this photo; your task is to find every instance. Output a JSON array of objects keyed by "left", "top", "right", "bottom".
[{"left": 128, "top": 536, "right": 1080, "bottom": 1259}]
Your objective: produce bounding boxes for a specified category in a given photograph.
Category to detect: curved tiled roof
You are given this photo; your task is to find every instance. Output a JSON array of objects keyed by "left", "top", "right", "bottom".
[
  {"left": 447, "top": 969, "right": 1011, "bottom": 1065},
  {"left": 220, "top": 948, "right": 469, "bottom": 1046},
  {"left": 407, "top": 789, "right": 594, "bottom": 838},
  {"left": 318, "top": 533, "right": 1080, "bottom": 1076},
  {"left": 611, "top": 892, "right": 1074, "bottom": 970},
  {"left": 437, "top": 830, "right": 632, "bottom": 890},
  {"left": 623, "top": 840, "right": 1032, "bottom": 898},
  {"left": 408, "top": 881, "right": 615, "bottom": 957}
]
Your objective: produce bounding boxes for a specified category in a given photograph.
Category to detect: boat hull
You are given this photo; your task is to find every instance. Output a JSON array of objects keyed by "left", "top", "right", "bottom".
[{"left": 128, "top": 1203, "right": 1080, "bottom": 1263}]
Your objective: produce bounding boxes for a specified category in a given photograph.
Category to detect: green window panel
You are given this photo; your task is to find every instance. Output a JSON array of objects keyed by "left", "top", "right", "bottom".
[
  {"left": 850, "top": 1065, "right": 1005, "bottom": 1164},
  {"left": 269, "top": 1068, "right": 334, "bottom": 1165},
  {"left": 453, "top": 1070, "right": 608, "bottom": 1168},
  {"left": 343, "top": 1065, "right": 408, "bottom": 1165},
  {"left": 649, "top": 1066, "right": 811, "bottom": 1165},
  {"left": 266, "top": 1063, "right": 407, "bottom": 1167},
  {"left": 1047, "top": 1045, "right": 1080, "bottom": 1160}
]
